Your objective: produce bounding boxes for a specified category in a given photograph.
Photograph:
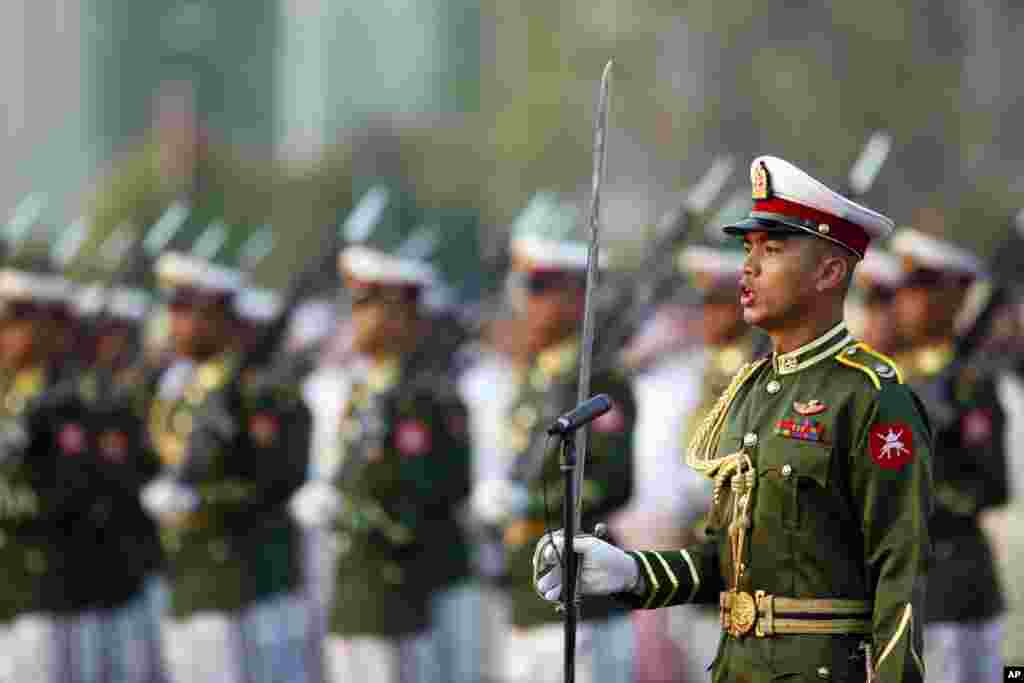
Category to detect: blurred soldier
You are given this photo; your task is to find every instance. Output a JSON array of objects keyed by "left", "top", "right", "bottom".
[
  {"left": 70, "top": 283, "right": 169, "bottom": 683},
  {"left": 140, "top": 251, "right": 313, "bottom": 683},
  {"left": 290, "top": 240, "right": 473, "bottom": 683},
  {"left": 470, "top": 194, "right": 635, "bottom": 683},
  {"left": 0, "top": 267, "right": 94, "bottom": 681},
  {"left": 658, "top": 244, "right": 754, "bottom": 683},
  {"left": 851, "top": 249, "right": 906, "bottom": 357},
  {"left": 889, "top": 229, "right": 1009, "bottom": 683},
  {"left": 534, "top": 157, "right": 932, "bottom": 683}
]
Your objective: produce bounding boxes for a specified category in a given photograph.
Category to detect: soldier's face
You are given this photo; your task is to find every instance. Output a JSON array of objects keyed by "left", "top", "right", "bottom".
[
  {"left": 893, "top": 280, "right": 964, "bottom": 345},
  {"left": 168, "top": 304, "right": 231, "bottom": 360},
  {"left": 0, "top": 318, "right": 38, "bottom": 369},
  {"left": 739, "top": 233, "right": 820, "bottom": 331},
  {"left": 518, "top": 272, "right": 584, "bottom": 354},
  {"left": 349, "top": 285, "right": 418, "bottom": 357}
]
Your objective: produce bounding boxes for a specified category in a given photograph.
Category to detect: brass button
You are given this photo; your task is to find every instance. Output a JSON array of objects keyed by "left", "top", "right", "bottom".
[
  {"left": 817, "top": 666, "right": 831, "bottom": 679},
  {"left": 766, "top": 380, "right": 781, "bottom": 394},
  {"left": 846, "top": 347, "right": 858, "bottom": 356},
  {"left": 743, "top": 433, "right": 758, "bottom": 448},
  {"left": 782, "top": 464, "right": 793, "bottom": 477},
  {"left": 818, "top": 224, "right": 830, "bottom": 235},
  {"left": 875, "top": 364, "right": 895, "bottom": 379}
]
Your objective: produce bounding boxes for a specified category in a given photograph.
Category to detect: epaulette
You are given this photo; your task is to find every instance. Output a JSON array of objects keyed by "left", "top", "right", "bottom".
[{"left": 834, "top": 342, "right": 903, "bottom": 390}]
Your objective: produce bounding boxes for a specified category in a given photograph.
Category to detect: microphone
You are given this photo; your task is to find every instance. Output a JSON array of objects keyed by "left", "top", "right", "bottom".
[{"left": 547, "top": 394, "right": 613, "bottom": 435}]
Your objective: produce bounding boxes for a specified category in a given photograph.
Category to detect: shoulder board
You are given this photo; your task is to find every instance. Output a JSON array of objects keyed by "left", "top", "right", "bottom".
[{"left": 834, "top": 342, "right": 903, "bottom": 390}]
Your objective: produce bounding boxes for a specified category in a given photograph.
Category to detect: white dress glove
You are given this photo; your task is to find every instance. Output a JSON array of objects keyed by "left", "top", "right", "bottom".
[
  {"left": 470, "top": 478, "right": 529, "bottom": 526},
  {"left": 140, "top": 477, "right": 200, "bottom": 521},
  {"left": 289, "top": 480, "right": 344, "bottom": 528},
  {"left": 533, "top": 529, "right": 639, "bottom": 602}
]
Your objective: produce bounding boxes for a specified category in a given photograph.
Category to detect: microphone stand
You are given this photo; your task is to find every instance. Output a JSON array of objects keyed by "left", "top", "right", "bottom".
[{"left": 557, "top": 426, "right": 581, "bottom": 683}]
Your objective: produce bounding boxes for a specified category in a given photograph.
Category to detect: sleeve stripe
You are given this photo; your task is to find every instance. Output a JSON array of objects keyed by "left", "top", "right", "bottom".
[
  {"left": 633, "top": 552, "right": 661, "bottom": 609},
  {"left": 680, "top": 549, "right": 701, "bottom": 603},
  {"left": 652, "top": 552, "right": 680, "bottom": 608}
]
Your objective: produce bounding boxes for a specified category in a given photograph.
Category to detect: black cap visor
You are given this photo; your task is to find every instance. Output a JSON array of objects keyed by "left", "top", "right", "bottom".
[{"left": 723, "top": 215, "right": 808, "bottom": 237}]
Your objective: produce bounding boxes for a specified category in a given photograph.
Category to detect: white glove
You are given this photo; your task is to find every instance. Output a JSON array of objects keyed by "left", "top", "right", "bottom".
[
  {"left": 289, "top": 480, "right": 344, "bottom": 528},
  {"left": 533, "top": 529, "right": 639, "bottom": 602},
  {"left": 140, "top": 477, "right": 199, "bottom": 521},
  {"left": 470, "top": 478, "right": 529, "bottom": 526}
]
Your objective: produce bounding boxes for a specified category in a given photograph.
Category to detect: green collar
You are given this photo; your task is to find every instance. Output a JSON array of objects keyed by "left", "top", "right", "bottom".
[{"left": 773, "top": 321, "right": 852, "bottom": 375}]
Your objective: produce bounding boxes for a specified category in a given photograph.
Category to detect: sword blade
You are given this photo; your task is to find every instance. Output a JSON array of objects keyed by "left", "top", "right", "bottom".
[{"left": 573, "top": 59, "right": 613, "bottom": 531}]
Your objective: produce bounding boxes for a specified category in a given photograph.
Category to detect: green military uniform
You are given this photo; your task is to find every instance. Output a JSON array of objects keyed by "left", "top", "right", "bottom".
[
  {"left": 622, "top": 327, "right": 931, "bottom": 682},
  {"left": 149, "top": 352, "right": 310, "bottom": 616},
  {"left": 897, "top": 344, "right": 1008, "bottom": 624},
  {"left": 326, "top": 354, "right": 473, "bottom": 637},
  {"left": 0, "top": 364, "right": 91, "bottom": 620}
]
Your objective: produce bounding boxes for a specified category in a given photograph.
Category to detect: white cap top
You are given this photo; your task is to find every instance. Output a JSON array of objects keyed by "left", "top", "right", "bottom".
[
  {"left": 0, "top": 269, "right": 70, "bottom": 304},
  {"left": 338, "top": 244, "right": 436, "bottom": 288},
  {"left": 855, "top": 248, "right": 905, "bottom": 289},
  {"left": 890, "top": 227, "right": 984, "bottom": 277},
  {"left": 155, "top": 251, "right": 247, "bottom": 294}
]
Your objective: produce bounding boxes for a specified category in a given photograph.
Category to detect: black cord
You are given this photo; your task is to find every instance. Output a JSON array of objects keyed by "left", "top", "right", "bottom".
[{"left": 540, "top": 433, "right": 564, "bottom": 570}]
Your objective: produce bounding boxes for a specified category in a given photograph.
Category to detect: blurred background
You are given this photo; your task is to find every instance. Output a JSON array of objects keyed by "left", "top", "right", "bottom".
[
  {"left": 4, "top": 0, "right": 1024, "bottom": 661},
  {"left": 8, "top": 0, "right": 1024, "bottom": 280}
]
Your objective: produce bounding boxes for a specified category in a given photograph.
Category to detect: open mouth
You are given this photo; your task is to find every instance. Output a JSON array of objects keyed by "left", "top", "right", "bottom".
[{"left": 739, "top": 284, "right": 755, "bottom": 307}]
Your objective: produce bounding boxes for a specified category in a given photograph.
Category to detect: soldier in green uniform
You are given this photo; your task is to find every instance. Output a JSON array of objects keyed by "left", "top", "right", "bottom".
[
  {"left": 888, "top": 229, "right": 1009, "bottom": 683},
  {"left": 0, "top": 267, "right": 97, "bottom": 681},
  {"left": 70, "top": 283, "right": 168, "bottom": 683},
  {"left": 851, "top": 249, "right": 906, "bottom": 357},
  {"left": 469, "top": 193, "right": 635, "bottom": 683},
  {"left": 289, "top": 240, "right": 473, "bottom": 683},
  {"left": 535, "top": 156, "right": 932, "bottom": 683},
  {"left": 139, "top": 251, "right": 313, "bottom": 683}
]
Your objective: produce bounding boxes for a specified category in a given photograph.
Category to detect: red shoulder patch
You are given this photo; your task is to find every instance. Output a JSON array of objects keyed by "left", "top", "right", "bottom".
[
  {"left": 869, "top": 422, "right": 914, "bottom": 470},
  {"left": 395, "top": 420, "right": 432, "bottom": 457},
  {"left": 248, "top": 413, "right": 280, "bottom": 448},
  {"left": 58, "top": 423, "right": 87, "bottom": 456},
  {"left": 593, "top": 404, "right": 626, "bottom": 434},
  {"left": 961, "top": 408, "right": 993, "bottom": 447}
]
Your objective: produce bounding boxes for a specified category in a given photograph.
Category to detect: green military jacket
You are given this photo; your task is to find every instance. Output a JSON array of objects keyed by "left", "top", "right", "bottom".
[
  {"left": 327, "top": 355, "right": 472, "bottom": 638},
  {"left": 620, "top": 323, "right": 932, "bottom": 683},
  {"left": 505, "top": 337, "right": 635, "bottom": 629},
  {"left": 67, "top": 366, "right": 164, "bottom": 610},
  {"left": 149, "top": 353, "right": 310, "bottom": 618},
  {"left": 0, "top": 365, "right": 94, "bottom": 621},
  {"left": 897, "top": 342, "right": 1008, "bottom": 623}
]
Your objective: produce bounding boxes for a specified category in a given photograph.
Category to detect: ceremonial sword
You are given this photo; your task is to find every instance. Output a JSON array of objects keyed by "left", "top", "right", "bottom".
[{"left": 558, "top": 58, "right": 613, "bottom": 683}]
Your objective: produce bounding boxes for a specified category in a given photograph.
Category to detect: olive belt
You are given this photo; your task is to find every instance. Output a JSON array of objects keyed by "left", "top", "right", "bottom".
[{"left": 720, "top": 590, "right": 872, "bottom": 638}]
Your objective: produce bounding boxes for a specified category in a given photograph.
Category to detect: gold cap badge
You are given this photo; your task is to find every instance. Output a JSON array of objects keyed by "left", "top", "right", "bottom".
[{"left": 751, "top": 161, "right": 771, "bottom": 200}]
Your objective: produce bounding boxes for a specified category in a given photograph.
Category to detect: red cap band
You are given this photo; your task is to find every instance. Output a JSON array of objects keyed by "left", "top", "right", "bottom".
[{"left": 752, "top": 197, "right": 871, "bottom": 257}]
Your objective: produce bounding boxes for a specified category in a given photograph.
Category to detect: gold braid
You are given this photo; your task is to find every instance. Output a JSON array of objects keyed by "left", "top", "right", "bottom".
[{"left": 685, "top": 358, "right": 767, "bottom": 480}]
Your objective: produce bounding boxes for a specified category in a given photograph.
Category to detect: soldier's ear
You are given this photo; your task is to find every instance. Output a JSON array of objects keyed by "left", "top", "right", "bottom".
[{"left": 815, "top": 254, "right": 851, "bottom": 293}]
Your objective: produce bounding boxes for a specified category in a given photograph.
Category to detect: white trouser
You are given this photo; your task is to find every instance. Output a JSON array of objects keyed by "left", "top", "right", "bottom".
[
  {"left": 163, "top": 592, "right": 313, "bottom": 683},
  {"left": 669, "top": 604, "right": 722, "bottom": 683},
  {"left": 924, "top": 618, "right": 1005, "bottom": 683},
  {"left": 0, "top": 613, "right": 63, "bottom": 683},
  {"left": 324, "top": 632, "right": 432, "bottom": 683},
  {"left": 500, "top": 616, "right": 633, "bottom": 683}
]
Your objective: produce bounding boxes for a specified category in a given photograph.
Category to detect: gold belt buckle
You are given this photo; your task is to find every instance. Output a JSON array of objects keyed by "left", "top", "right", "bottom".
[{"left": 728, "top": 590, "right": 756, "bottom": 637}]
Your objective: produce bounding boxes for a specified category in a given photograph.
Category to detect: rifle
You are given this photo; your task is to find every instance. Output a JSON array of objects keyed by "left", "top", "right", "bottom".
[{"left": 593, "top": 157, "right": 734, "bottom": 372}]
